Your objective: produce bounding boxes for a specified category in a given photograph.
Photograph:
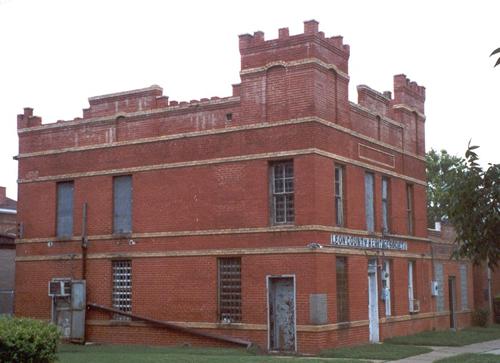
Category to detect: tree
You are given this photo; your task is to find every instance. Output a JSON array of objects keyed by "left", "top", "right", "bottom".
[
  {"left": 426, "top": 148, "right": 464, "bottom": 228},
  {"left": 491, "top": 48, "right": 500, "bottom": 67},
  {"left": 446, "top": 143, "right": 500, "bottom": 269}
]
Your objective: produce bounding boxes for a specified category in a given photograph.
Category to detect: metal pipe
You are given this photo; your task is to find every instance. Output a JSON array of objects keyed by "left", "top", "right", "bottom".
[{"left": 87, "top": 303, "right": 253, "bottom": 348}]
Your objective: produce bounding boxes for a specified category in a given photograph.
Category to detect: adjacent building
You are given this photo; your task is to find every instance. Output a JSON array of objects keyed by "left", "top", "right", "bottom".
[
  {"left": 0, "top": 186, "right": 16, "bottom": 315},
  {"left": 14, "top": 21, "right": 472, "bottom": 353}
]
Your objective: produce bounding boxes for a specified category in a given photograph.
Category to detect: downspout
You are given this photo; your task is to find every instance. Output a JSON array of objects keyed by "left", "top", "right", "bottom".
[{"left": 81, "top": 202, "right": 88, "bottom": 343}]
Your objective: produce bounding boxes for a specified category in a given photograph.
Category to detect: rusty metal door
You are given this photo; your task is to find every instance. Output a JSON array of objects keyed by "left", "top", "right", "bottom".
[
  {"left": 268, "top": 276, "right": 296, "bottom": 352},
  {"left": 52, "top": 296, "right": 72, "bottom": 338}
]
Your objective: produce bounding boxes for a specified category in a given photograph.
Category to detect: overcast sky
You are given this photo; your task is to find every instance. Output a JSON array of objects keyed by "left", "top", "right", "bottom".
[{"left": 0, "top": 0, "right": 499, "bottom": 199}]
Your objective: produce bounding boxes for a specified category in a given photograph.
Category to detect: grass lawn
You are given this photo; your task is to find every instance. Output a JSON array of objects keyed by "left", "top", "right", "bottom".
[
  {"left": 385, "top": 324, "right": 500, "bottom": 347},
  {"left": 435, "top": 353, "right": 500, "bottom": 362},
  {"left": 320, "top": 343, "right": 431, "bottom": 360},
  {"left": 58, "top": 344, "right": 369, "bottom": 363}
]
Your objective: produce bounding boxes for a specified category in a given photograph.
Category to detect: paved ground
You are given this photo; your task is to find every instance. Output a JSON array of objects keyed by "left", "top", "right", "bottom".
[{"left": 391, "top": 338, "right": 500, "bottom": 362}]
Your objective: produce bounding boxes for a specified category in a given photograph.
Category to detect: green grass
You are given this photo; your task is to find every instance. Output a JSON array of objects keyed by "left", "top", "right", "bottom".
[
  {"left": 320, "top": 343, "right": 431, "bottom": 360},
  {"left": 58, "top": 344, "right": 368, "bottom": 363},
  {"left": 385, "top": 324, "right": 500, "bottom": 347},
  {"left": 435, "top": 353, "right": 500, "bottom": 362}
]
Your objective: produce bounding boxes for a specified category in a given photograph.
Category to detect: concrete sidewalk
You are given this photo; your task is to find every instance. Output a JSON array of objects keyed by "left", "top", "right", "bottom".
[{"left": 391, "top": 338, "right": 500, "bottom": 362}]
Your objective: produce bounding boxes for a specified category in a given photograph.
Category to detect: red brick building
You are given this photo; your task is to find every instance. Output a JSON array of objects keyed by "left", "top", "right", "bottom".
[{"left": 15, "top": 21, "right": 473, "bottom": 353}]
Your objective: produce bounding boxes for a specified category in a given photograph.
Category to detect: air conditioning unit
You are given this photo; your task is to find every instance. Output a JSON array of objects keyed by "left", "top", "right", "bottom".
[
  {"left": 409, "top": 299, "right": 420, "bottom": 313},
  {"left": 48, "top": 280, "right": 71, "bottom": 297}
]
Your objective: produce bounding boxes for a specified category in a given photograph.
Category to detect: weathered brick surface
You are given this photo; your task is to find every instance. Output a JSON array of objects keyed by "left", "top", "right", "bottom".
[{"left": 15, "top": 20, "right": 472, "bottom": 353}]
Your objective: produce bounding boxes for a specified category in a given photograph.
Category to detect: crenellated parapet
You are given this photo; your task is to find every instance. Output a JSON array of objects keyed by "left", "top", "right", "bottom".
[
  {"left": 15, "top": 20, "right": 426, "bottom": 159},
  {"left": 393, "top": 74, "right": 426, "bottom": 114},
  {"left": 238, "top": 20, "right": 350, "bottom": 73},
  {"left": 17, "top": 108, "right": 42, "bottom": 129}
]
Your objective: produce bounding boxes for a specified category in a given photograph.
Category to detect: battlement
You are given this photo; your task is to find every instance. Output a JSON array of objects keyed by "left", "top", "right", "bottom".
[
  {"left": 239, "top": 20, "right": 350, "bottom": 72},
  {"left": 17, "top": 107, "right": 42, "bottom": 129},
  {"left": 393, "top": 74, "right": 426, "bottom": 113}
]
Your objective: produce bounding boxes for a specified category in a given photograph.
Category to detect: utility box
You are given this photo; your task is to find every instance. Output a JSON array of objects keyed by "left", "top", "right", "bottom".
[
  {"left": 431, "top": 281, "right": 439, "bottom": 296},
  {"left": 49, "top": 279, "right": 86, "bottom": 342}
]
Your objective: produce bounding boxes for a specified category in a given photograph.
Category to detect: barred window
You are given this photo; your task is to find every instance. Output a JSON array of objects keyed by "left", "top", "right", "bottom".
[
  {"left": 271, "top": 161, "right": 294, "bottom": 224},
  {"left": 335, "top": 165, "right": 345, "bottom": 226},
  {"left": 336, "top": 256, "right": 349, "bottom": 322},
  {"left": 112, "top": 260, "right": 132, "bottom": 320},
  {"left": 218, "top": 258, "right": 241, "bottom": 323}
]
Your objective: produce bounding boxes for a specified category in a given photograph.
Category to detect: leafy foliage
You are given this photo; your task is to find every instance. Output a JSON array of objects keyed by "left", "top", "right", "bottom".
[
  {"left": 491, "top": 48, "right": 500, "bottom": 67},
  {"left": 472, "top": 308, "right": 490, "bottom": 327},
  {"left": 426, "top": 149, "right": 464, "bottom": 227},
  {"left": 0, "top": 317, "right": 60, "bottom": 363},
  {"left": 446, "top": 143, "right": 500, "bottom": 268}
]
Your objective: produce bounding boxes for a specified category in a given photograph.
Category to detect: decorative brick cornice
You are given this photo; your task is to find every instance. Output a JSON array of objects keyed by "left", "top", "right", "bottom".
[{"left": 17, "top": 147, "right": 426, "bottom": 185}]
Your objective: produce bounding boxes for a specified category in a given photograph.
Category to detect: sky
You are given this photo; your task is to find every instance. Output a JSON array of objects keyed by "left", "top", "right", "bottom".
[{"left": 0, "top": 0, "right": 499, "bottom": 200}]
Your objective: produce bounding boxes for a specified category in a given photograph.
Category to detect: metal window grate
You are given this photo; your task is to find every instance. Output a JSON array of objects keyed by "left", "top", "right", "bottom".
[
  {"left": 336, "top": 257, "right": 349, "bottom": 322},
  {"left": 218, "top": 258, "right": 241, "bottom": 323},
  {"left": 272, "top": 161, "right": 294, "bottom": 224},
  {"left": 112, "top": 260, "right": 132, "bottom": 320}
]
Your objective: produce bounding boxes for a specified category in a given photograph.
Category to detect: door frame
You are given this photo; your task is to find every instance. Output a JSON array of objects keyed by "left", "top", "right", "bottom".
[
  {"left": 266, "top": 274, "right": 297, "bottom": 352},
  {"left": 448, "top": 276, "right": 456, "bottom": 329},
  {"left": 368, "top": 259, "right": 379, "bottom": 343}
]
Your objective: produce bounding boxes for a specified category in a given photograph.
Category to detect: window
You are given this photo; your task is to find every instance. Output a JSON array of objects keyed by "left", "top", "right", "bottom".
[
  {"left": 218, "top": 257, "right": 241, "bottom": 323},
  {"left": 460, "top": 264, "right": 468, "bottom": 310},
  {"left": 408, "top": 261, "right": 418, "bottom": 312},
  {"left": 381, "top": 260, "right": 391, "bottom": 316},
  {"left": 435, "top": 262, "right": 445, "bottom": 312},
  {"left": 271, "top": 161, "right": 294, "bottom": 224},
  {"left": 113, "top": 175, "right": 132, "bottom": 234},
  {"left": 56, "top": 181, "right": 74, "bottom": 238},
  {"left": 335, "top": 165, "right": 345, "bottom": 226},
  {"left": 336, "top": 256, "right": 349, "bottom": 322},
  {"left": 381, "top": 177, "right": 390, "bottom": 233},
  {"left": 364, "top": 172, "right": 375, "bottom": 232},
  {"left": 406, "top": 184, "right": 414, "bottom": 235},
  {"left": 112, "top": 260, "right": 132, "bottom": 320}
]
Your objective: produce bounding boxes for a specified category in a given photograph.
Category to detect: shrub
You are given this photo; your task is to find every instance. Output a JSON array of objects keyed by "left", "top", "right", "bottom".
[
  {"left": 472, "top": 308, "right": 490, "bottom": 327},
  {"left": 0, "top": 316, "right": 60, "bottom": 362}
]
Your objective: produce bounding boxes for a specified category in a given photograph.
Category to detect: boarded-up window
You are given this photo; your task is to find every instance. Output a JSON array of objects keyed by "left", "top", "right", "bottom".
[
  {"left": 56, "top": 181, "right": 74, "bottom": 238},
  {"left": 271, "top": 161, "right": 294, "bottom": 224},
  {"left": 365, "top": 173, "right": 375, "bottom": 232},
  {"left": 336, "top": 256, "right": 349, "bottom": 322},
  {"left": 381, "top": 177, "right": 390, "bottom": 233},
  {"left": 113, "top": 176, "right": 132, "bottom": 234},
  {"left": 460, "top": 264, "right": 468, "bottom": 310},
  {"left": 112, "top": 260, "right": 132, "bottom": 320},
  {"left": 218, "top": 258, "right": 241, "bottom": 323},
  {"left": 335, "top": 165, "right": 345, "bottom": 226},
  {"left": 406, "top": 184, "right": 414, "bottom": 235},
  {"left": 435, "top": 262, "right": 445, "bottom": 312}
]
